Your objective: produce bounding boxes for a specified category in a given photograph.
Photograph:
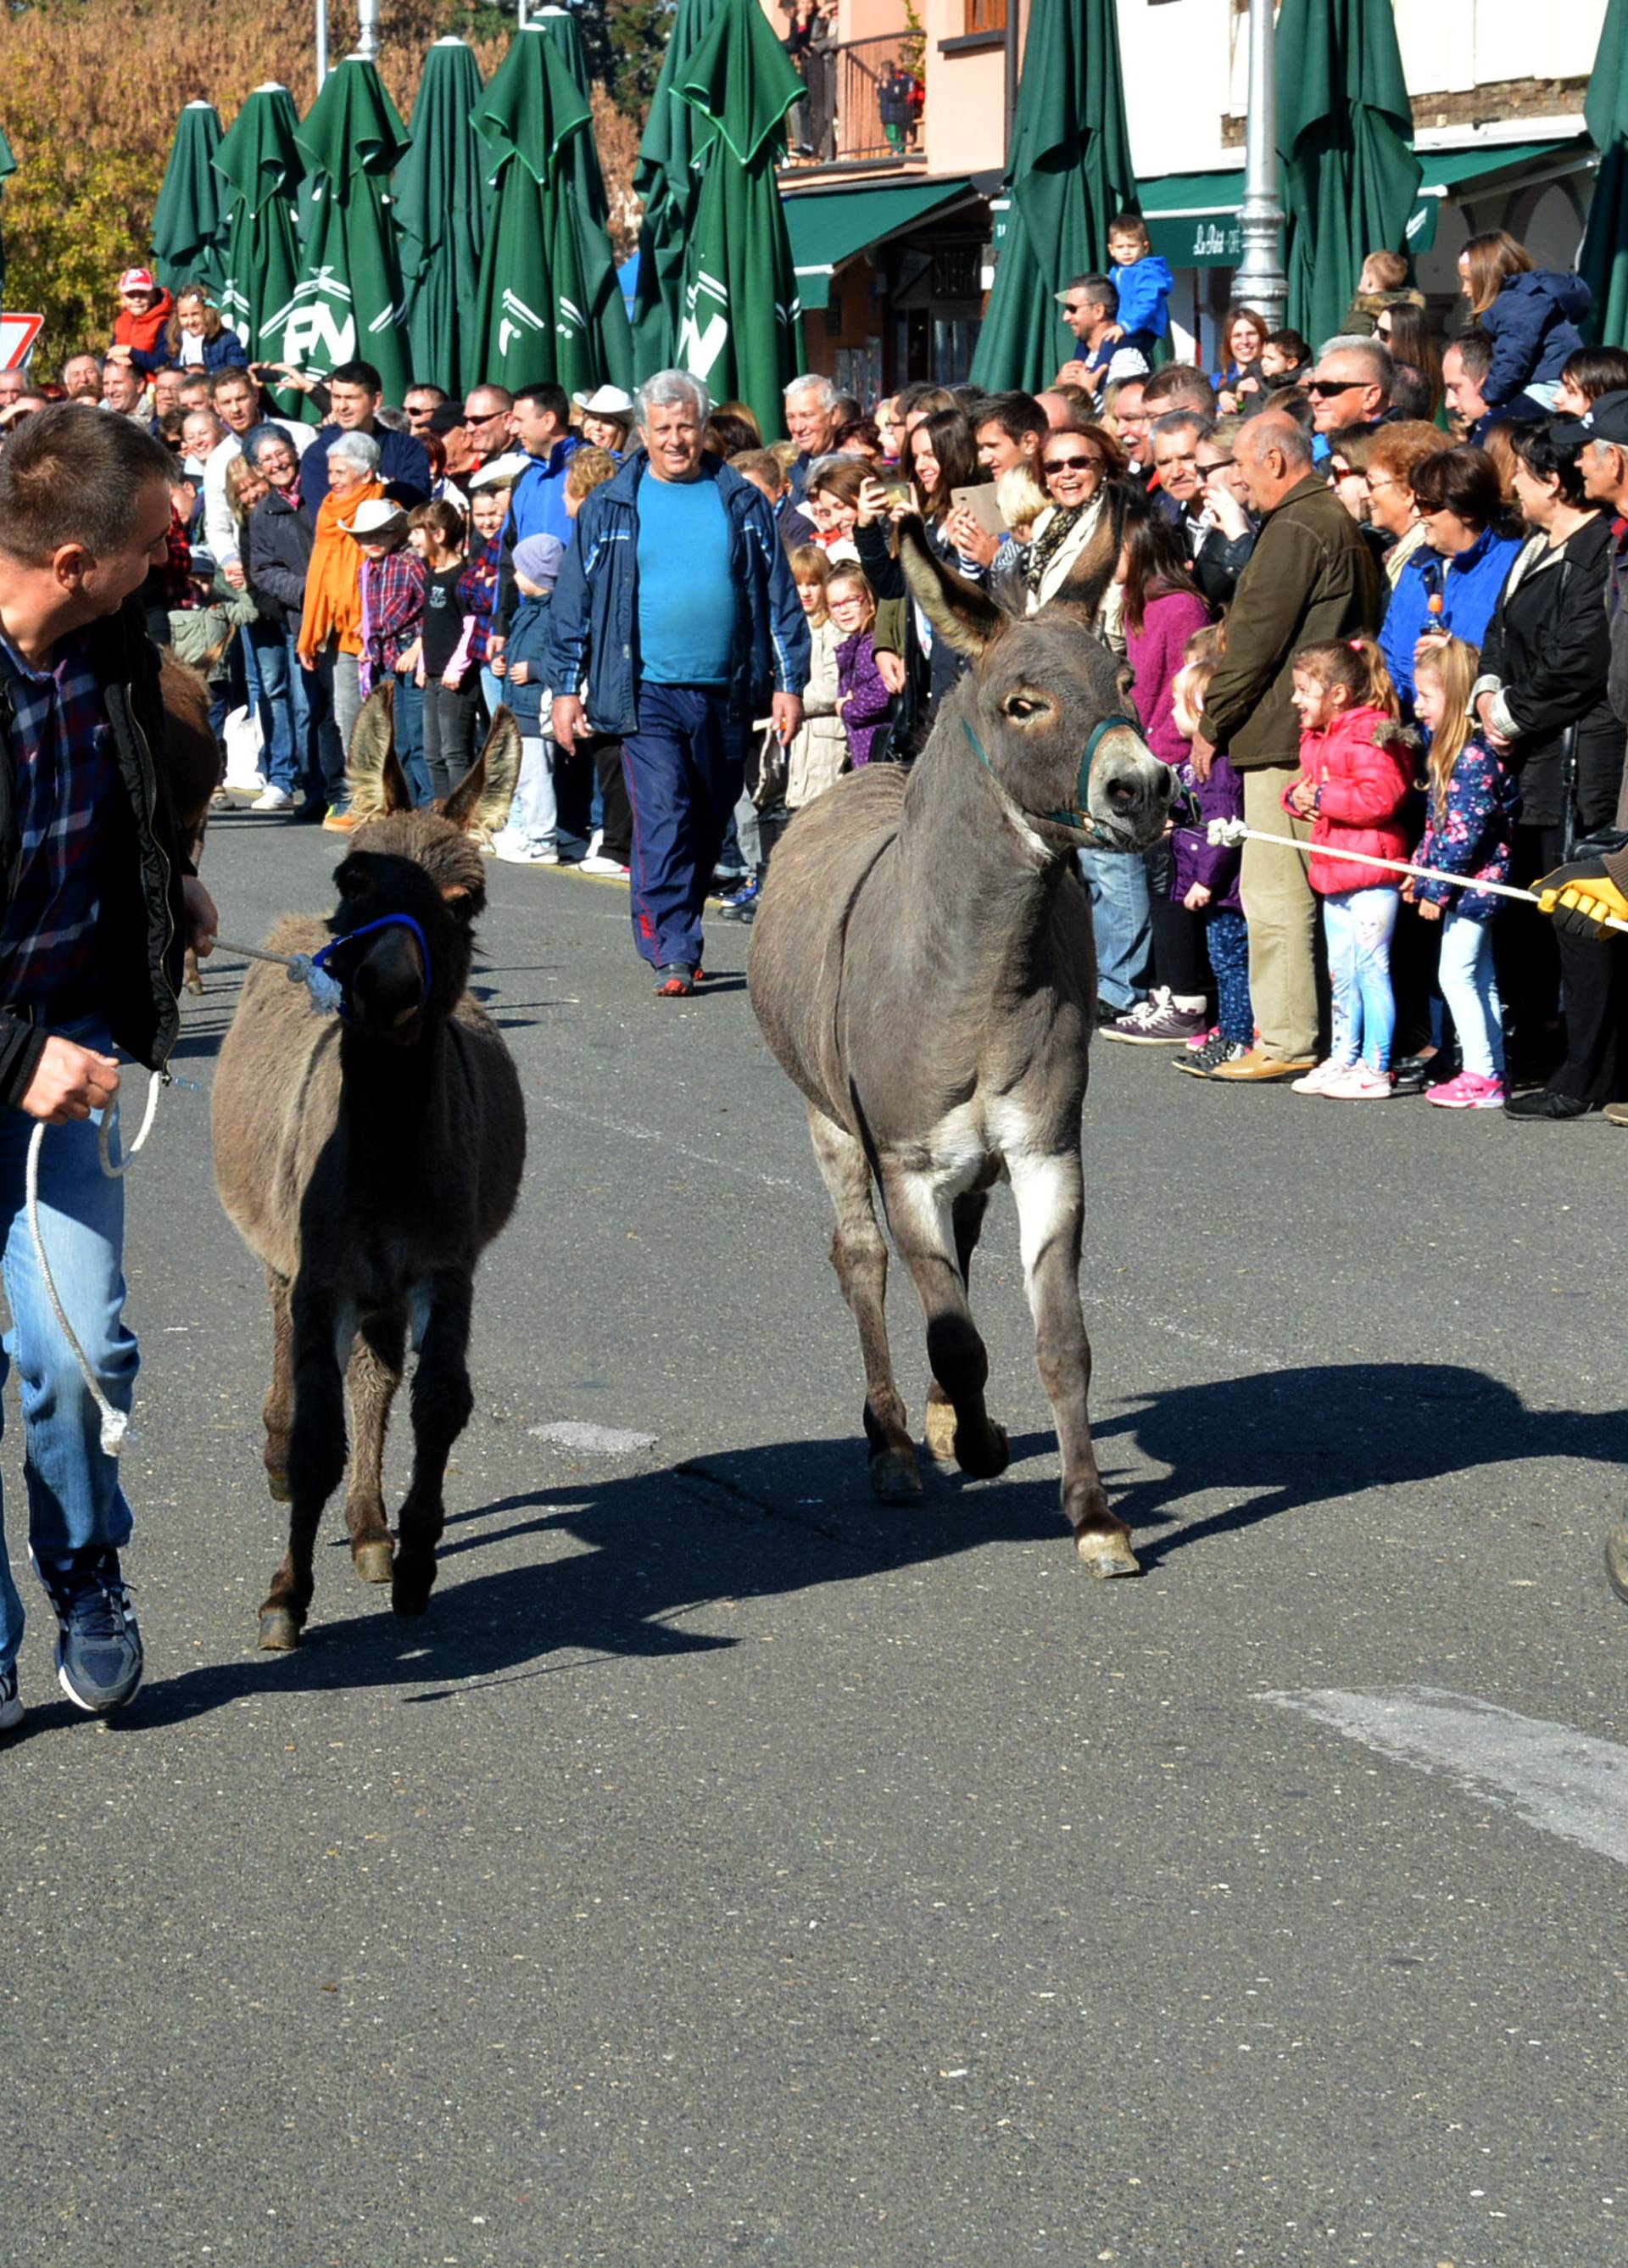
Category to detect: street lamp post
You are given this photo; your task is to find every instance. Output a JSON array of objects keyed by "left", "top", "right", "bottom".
[
  {"left": 1232, "top": 0, "right": 1287, "bottom": 332},
  {"left": 315, "top": 0, "right": 328, "bottom": 92}
]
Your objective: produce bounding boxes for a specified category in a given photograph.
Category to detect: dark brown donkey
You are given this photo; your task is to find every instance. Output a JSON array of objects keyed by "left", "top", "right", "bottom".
[
  {"left": 748, "top": 518, "right": 1171, "bottom": 1575},
  {"left": 212, "top": 690, "right": 527, "bottom": 1649}
]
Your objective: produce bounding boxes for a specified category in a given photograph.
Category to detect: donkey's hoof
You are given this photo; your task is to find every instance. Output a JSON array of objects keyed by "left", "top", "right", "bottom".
[
  {"left": 353, "top": 1539, "right": 395, "bottom": 1585},
  {"left": 869, "top": 1444, "right": 923, "bottom": 1501},
  {"left": 924, "top": 1402, "right": 958, "bottom": 1463},
  {"left": 391, "top": 1569, "right": 434, "bottom": 1618},
  {"left": 1074, "top": 1528, "right": 1141, "bottom": 1579},
  {"left": 265, "top": 1466, "right": 291, "bottom": 1505},
  {"left": 956, "top": 1421, "right": 1009, "bottom": 1481},
  {"left": 259, "top": 1607, "right": 303, "bottom": 1651}
]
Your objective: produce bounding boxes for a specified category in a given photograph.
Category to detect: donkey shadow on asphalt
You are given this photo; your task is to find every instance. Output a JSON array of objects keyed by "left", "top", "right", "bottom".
[{"left": 112, "top": 1359, "right": 1620, "bottom": 1727}]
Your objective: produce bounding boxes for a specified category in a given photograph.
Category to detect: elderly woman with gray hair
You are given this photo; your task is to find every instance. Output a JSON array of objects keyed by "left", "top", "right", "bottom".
[
  {"left": 295, "top": 428, "right": 384, "bottom": 829},
  {"left": 545, "top": 370, "right": 810, "bottom": 996}
]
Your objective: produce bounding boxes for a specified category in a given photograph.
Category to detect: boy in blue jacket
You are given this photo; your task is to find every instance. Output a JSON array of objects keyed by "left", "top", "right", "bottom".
[
  {"left": 1107, "top": 214, "right": 1173, "bottom": 363},
  {"left": 491, "top": 534, "right": 569, "bottom": 867}
]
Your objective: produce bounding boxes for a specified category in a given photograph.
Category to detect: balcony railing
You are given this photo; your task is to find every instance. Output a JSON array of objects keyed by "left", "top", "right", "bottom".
[{"left": 785, "top": 34, "right": 926, "bottom": 169}]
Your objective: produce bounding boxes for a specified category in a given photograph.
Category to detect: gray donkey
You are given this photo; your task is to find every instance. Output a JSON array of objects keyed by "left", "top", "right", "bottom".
[
  {"left": 213, "top": 691, "right": 527, "bottom": 1649},
  {"left": 748, "top": 514, "right": 1172, "bottom": 1576}
]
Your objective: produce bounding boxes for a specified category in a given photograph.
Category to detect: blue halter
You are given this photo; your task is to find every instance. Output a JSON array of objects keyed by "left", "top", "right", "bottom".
[
  {"left": 962, "top": 712, "right": 1139, "bottom": 846},
  {"left": 309, "top": 913, "right": 434, "bottom": 1020}
]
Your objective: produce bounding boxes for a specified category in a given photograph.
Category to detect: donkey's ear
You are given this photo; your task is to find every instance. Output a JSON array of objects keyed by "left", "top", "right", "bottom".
[
  {"left": 1040, "top": 484, "right": 1126, "bottom": 626},
  {"left": 347, "top": 682, "right": 412, "bottom": 818},
  {"left": 896, "top": 514, "right": 1006, "bottom": 658},
  {"left": 443, "top": 705, "right": 521, "bottom": 837}
]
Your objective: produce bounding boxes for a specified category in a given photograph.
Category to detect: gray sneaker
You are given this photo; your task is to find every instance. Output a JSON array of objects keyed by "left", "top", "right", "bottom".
[
  {"left": 1104, "top": 990, "right": 1210, "bottom": 1045},
  {"left": 0, "top": 1662, "right": 22, "bottom": 1735}
]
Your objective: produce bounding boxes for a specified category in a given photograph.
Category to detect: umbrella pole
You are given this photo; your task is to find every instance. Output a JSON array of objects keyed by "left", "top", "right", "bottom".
[{"left": 1234, "top": 0, "right": 1287, "bottom": 331}]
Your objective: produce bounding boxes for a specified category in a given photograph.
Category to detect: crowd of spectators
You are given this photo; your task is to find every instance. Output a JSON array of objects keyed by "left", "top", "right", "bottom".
[{"left": 11, "top": 232, "right": 1625, "bottom": 1097}]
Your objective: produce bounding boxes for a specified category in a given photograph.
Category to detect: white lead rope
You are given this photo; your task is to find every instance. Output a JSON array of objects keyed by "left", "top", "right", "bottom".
[
  {"left": 1206, "top": 817, "right": 1628, "bottom": 936},
  {"left": 25, "top": 939, "right": 343, "bottom": 1463},
  {"left": 26, "top": 1068, "right": 164, "bottom": 1456}
]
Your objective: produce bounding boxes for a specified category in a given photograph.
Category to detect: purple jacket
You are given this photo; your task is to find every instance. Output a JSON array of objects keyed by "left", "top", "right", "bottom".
[
  {"left": 836, "top": 628, "right": 893, "bottom": 767},
  {"left": 1127, "top": 586, "right": 1213, "bottom": 764},
  {"left": 1171, "top": 747, "right": 1245, "bottom": 913}
]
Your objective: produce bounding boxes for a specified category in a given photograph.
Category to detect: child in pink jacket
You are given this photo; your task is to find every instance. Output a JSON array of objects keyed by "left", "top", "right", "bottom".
[{"left": 1284, "top": 636, "right": 1418, "bottom": 1099}]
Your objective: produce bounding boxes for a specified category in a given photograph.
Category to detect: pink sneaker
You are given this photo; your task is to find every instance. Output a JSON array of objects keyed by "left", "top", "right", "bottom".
[
  {"left": 1290, "top": 1057, "right": 1350, "bottom": 1095},
  {"left": 1427, "top": 1070, "right": 1506, "bottom": 1109},
  {"left": 1322, "top": 1062, "right": 1393, "bottom": 1099},
  {"left": 1185, "top": 1022, "right": 1220, "bottom": 1053}
]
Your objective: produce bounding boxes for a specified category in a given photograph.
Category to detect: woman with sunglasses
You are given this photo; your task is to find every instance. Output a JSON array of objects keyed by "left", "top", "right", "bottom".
[{"left": 1023, "top": 425, "right": 1127, "bottom": 617}]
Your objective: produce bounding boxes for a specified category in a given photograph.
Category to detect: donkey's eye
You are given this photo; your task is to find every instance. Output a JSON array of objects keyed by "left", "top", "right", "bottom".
[{"left": 1004, "top": 695, "right": 1045, "bottom": 721}]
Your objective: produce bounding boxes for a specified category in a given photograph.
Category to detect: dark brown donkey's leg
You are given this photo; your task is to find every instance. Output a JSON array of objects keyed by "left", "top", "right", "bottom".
[
  {"left": 1007, "top": 1148, "right": 1138, "bottom": 1575},
  {"left": 392, "top": 1271, "right": 474, "bottom": 1619},
  {"left": 260, "top": 1278, "right": 350, "bottom": 1648},
  {"left": 806, "top": 1105, "right": 920, "bottom": 1500},
  {"left": 344, "top": 1306, "right": 405, "bottom": 1584}
]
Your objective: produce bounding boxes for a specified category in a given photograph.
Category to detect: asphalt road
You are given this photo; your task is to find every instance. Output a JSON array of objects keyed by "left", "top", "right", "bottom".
[{"left": 3, "top": 810, "right": 1625, "bottom": 2268}]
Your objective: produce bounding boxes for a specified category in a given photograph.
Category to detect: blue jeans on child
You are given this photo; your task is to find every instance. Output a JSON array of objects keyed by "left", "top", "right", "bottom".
[
  {"left": 1203, "top": 907, "right": 1252, "bottom": 1044},
  {"left": 1436, "top": 908, "right": 1505, "bottom": 1078},
  {"left": 0, "top": 1017, "right": 138, "bottom": 1675},
  {"left": 1324, "top": 886, "right": 1399, "bottom": 1070}
]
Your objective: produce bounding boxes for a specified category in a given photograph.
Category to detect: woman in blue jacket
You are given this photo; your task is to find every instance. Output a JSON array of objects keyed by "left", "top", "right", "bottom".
[
  {"left": 1458, "top": 232, "right": 1589, "bottom": 417},
  {"left": 1380, "top": 445, "right": 1522, "bottom": 708}
]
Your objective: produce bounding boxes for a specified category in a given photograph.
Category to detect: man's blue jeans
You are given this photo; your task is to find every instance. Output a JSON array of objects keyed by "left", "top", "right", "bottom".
[
  {"left": 282, "top": 627, "right": 323, "bottom": 806},
  {"left": 248, "top": 619, "right": 297, "bottom": 793},
  {"left": 1079, "top": 846, "right": 1152, "bottom": 1011},
  {"left": 0, "top": 1018, "right": 138, "bottom": 1673}
]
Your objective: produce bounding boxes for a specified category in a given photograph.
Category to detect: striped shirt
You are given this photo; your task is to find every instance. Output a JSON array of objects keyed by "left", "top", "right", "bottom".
[{"left": 0, "top": 630, "right": 114, "bottom": 1002}]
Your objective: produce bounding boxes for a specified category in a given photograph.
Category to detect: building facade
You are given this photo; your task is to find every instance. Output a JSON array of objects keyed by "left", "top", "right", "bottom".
[{"left": 771, "top": 0, "right": 1607, "bottom": 388}]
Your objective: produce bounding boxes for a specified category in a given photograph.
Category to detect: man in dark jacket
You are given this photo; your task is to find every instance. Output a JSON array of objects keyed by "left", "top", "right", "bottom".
[
  {"left": 1192, "top": 412, "right": 1383, "bottom": 1079},
  {"left": 244, "top": 424, "right": 332, "bottom": 816},
  {"left": 0, "top": 405, "right": 219, "bottom": 1735},
  {"left": 296, "top": 359, "right": 432, "bottom": 512},
  {"left": 548, "top": 371, "right": 810, "bottom": 995}
]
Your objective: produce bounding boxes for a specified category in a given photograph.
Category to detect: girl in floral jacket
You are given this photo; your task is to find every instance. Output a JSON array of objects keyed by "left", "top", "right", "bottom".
[{"left": 1408, "top": 636, "right": 1521, "bottom": 1109}]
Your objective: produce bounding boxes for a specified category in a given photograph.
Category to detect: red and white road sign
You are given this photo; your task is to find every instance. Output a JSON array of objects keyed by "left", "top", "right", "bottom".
[{"left": 0, "top": 315, "right": 44, "bottom": 371}]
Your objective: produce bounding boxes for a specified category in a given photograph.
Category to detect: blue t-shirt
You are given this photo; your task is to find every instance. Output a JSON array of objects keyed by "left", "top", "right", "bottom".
[{"left": 635, "top": 471, "right": 734, "bottom": 686}]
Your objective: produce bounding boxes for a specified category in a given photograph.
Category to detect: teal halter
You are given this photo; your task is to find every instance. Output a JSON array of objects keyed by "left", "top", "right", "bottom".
[{"left": 962, "top": 713, "right": 1140, "bottom": 846}]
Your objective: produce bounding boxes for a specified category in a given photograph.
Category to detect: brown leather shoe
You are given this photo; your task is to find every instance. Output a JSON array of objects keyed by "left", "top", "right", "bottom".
[
  {"left": 1603, "top": 1100, "right": 1628, "bottom": 1129},
  {"left": 1208, "top": 1045, "right": 1318, "bottom": 1082}
]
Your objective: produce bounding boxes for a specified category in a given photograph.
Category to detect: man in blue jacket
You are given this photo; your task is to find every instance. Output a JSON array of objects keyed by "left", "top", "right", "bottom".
[
  {"left": 547, "top": 371, "right": 810, "bottom": 997},
  {"left": 295, "top": 359, "right": 432, "bottom": 511}
]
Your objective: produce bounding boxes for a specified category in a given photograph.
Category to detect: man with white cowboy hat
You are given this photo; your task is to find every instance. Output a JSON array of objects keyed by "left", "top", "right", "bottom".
[{"left": 572, "top": 385, "right": 635, "bottom": 455}]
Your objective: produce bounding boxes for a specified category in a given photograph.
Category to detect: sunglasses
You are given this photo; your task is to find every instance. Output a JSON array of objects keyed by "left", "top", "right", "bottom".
[
  {"left": 1306, "top": 379, "right": 1360, "bottom": 398},
  {"left": 1044, "top": 455, "right": 1103, "bottom": 474},
  {"left": 1197, "top": 457, "right": 1235, "bottom": 476}
]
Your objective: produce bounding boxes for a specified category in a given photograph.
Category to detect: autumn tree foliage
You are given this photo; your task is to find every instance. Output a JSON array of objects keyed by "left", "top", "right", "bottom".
[{"left": 0, "top": 0, "right": 654, "bottom": 369}]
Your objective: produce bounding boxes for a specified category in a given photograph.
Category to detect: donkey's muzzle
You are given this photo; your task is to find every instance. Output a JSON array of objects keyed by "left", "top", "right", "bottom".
[{"left": 1093, "top": 728, "right": 1173, "bottom": 850}]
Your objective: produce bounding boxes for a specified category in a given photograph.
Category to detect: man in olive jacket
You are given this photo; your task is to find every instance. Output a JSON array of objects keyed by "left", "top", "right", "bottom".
[{"left": 1190, "top": 414, "right": 1383, "bottom": 1077}]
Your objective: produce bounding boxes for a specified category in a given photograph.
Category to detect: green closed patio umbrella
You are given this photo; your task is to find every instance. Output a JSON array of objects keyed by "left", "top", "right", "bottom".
[
  {"left": 470, "top": 25, "right": 622, "bottom": 394},
  {"left": 630, "top": 0, "right": 724, "bottom": 379},
  {"left": 215, "top": 84, "right": 304, "bottom": 412},
  {"left": 395, "top": 36, "right": 490, "bottom": 396},
  {"left": 1580, "top": 0, "right": 1628, "bottom": 347},
  {"left": 1276, "top": 0, "right": 1421, "bottom": 353},
  {"left": 532, "top": 5, "right": 634, "bottom": 388},
  {"left": 672, "top": 0, "right": 804, "bottom": 437},
  {"left": 968, "top": 0, "right": 1139, "bottom": 393},
  {"left": 259, "top": 56, "right": 414, "bottom": 404},
  {"left": 151, "top": 100, "right": 228, "bottom": 294}
]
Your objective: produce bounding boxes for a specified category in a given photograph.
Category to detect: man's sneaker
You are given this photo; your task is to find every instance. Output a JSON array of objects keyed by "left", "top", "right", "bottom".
[
  {"left": 1103, "top": 988, "right": 1208, "bottom": 1045},
  {"left": 1173, "top": 1035, "right": 1249, "bottom": 1077},
  {"left": 250, "top": 783, "right": 294, "bottom": 813},
  {"left": 493, "top": 841, "right": 560, "bottom": 866},
  {"left": 322, "top": 807, "right": 360, "bottom": 834},
  {"left": 0, "top": 1662, "right": 22, "bottom": 1735},
  {"left": 654, "top": 964, "right": 696, "bottom": 997},
  {"left": 1427, "top": 1070, "right": 1506, "bottom": 1109},
  {"left": 719, "top": 877, "right": 760, "bottom": 923},
  {"left": 579, "top": 852, "right": 631, "bottom": 877},
  {"left": 1322, "top": 1062, "right": 1393, "bottom": 1100},
  {"left": 34, "top": 1547, "right": 143, "bottom": 1714},
  {"left": 720, "top": 875, "right": 760, "bottom": 911},
  {"left": 1290, "top": 1056, "right": 1352, "bottom": 1096}
]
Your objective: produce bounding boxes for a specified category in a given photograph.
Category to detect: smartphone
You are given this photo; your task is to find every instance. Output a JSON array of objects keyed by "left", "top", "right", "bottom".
[
  {"left": 882, "top": 478, "right": 912, "bottom": 509},
  {"left": 950, "top": 483, "right": 1006, "bottom": 539}
]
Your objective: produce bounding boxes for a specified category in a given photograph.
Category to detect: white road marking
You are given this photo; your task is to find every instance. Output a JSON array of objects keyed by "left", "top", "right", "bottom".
[
  {"left": 528, "top": 1420, "right": 657, "bottom": 1455},
  {"left": 531, "top": 1093, "right": 809, "bottom": 1193},
  {"left": 1262, "top": 1686, "right": 1628, "bottom": 1869}
]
